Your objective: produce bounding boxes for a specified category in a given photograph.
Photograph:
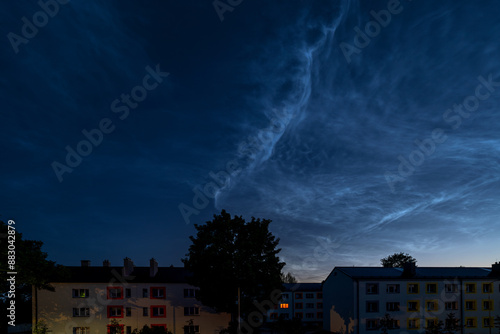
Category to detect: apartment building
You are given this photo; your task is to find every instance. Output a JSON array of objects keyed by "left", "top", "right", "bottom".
[
  {"left": 267, "top": 283, "right": 323, "bottom": 327},
  {"left": 323, "top": 262, "right": 500, "bottom": 334},
  {"left": 33, "top": 258, "right": 230, "bottom": 334}
]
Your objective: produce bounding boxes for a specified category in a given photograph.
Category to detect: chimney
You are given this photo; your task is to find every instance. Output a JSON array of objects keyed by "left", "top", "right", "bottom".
[
  {"left": 403, "top": 262, "right": 416, "bottom": 277},
  {"left": 81, "top": 260, "right": 91, "bottom": 267},
  {"left": 150, "top": 258, "right": 158, "bottom": 277},
  {"left": 103, "top": 260, "right": 110, "bottom": 267},
  {"left": 123, "top": 257, "right": 135, "bottom": 277},
  {"left": 492, "top": 262, "right": 500, "bottom": 274}
]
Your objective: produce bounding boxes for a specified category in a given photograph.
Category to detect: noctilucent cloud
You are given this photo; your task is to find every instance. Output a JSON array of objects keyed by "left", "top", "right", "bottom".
[{"left": 2, "top": 0, "right": 500, "bottom": 281}]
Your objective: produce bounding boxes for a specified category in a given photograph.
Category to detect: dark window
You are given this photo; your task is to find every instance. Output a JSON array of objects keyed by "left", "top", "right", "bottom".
[
  {"left": 366, "top": 301, "right": 379, "bottom": 313},
  {"left": 366, "top": 283, "right": 379, "bottom": 294},
  {"left": 125, "top": 288, "right": 131, "bottom": 298},
  {"left": 72, "top": 289, "right": 89, "bottom": 298},
  {"left": 184, "top": 307, "right": 200, "bottom": 316},
  {"left": 295, "top": 303, "right": 303, "bottom": 309}
]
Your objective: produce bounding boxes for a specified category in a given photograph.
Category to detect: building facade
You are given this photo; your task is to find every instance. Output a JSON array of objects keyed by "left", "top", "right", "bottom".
[
  {"left": 323, "top": 263, "right": 500, "bottom": 334},
  {"left": 33, "top": 258, "right": 230, "bottom": 334},
  {"left": 266, "top": 283, "right": 323, "bottom": 327}
]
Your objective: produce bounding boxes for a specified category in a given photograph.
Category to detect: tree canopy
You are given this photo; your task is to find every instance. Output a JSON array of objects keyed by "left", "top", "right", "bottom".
[
  {"left": 380, "top": 252, "right": 417, "bottom": 268},
  {"left": 182, "top": 210, "right": 285, "bottom": 318}
]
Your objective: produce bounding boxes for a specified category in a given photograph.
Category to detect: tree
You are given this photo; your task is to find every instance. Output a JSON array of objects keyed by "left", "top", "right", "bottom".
[
  {"left": 0, "top": 220, "right": 67, "bottom": 325},
  {"left": 443, "top": 313, "right": 460, "bottom": 334},
  {"left": 132, "top": 325, "right": 173, "bottom": 334},
  {"left": 380, "top": 252, "right": 417, "bottom": 268},
  {"left": 425, "top": 320, "right": 444, "bottom": 334},
  {"left": 281, "top": 272, "right": 297, "bottom": 283},
  {"left": 182, "top": 210, "right": 285, "bottom": 325},
  {"left": 378, "top": 313, "right": 396, "bottom": 334}
]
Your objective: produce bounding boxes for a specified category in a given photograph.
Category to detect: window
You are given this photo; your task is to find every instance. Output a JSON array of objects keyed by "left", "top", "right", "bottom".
[
  {"left": 465, "top": 300, "right": 476, "bottom": 311},
  {"left": 281, "top": 293, "right": 289, "bottom": 299},
  {"left": 72, "top": 289, "right": 89, "bottom": 298},
  {"left": 366, "top": 283, "right": 379, "bottom": 294},
  {"left": 73, "top": 327, "right": 90, "bottom": 334},
  {"left": 408, "top": 319, "right": 419, "bottom": 329},
  {"left": 386, "top": 302, "right": 400, "bottom": 312},
  {"left": 270, "top": 313, "right": 278, "bottom": 320},
  {"left": 386, "top": 284, "right": 400, "bottom": 294},
  {"left": 465, "top": 317, "right": 477, "bottom": 328},
  {"left": 426, "top": 283, "right": 437, "bottom": 294},
  {"left": 107, "top": 287, "right": 123, "bottom": 299},
  {"left": 465, "top": 283, "right": 476, "bottom": 293},
  {"left": 107, "top": 306, "right": 123, "bottom": 318},
  {"left": 407, "top": 301, "right": 419, "bottom": 312},
  {"left": 483, "top": 300, "right": 493, "bottom": 310},
  {"left": 388, "top": 320, "right": 400, "bottom": 329},
  {"left": 426, "top": 300, "right": 437, "bottom": 311},
  {"left": 184, "top": 288, "right": 199, "bottom": 298},
  {"left": 426, "top": 319, "right": 438, "bottom": 328},
  {"left": 184, "top": 325, "right": 200, "bottom": 334},
  {"left": 366, "top": 319, "right": 379, "bottom": 331},
  {"left": 73, "top": 308, "right": 90, "bottom": 317},
  {"left": 295, "top": 303, "right": 303, "bottom": 309},
  {"left": 151, "top": 287, "right": 166, "bottom": 299},
  {"left": 483, "top": 317, "right": 494, "bottom": 328},
  {"left": 184, "top": 307, "right": 199, "bottom": 316},
  {"left": 280, "top": 303, "right": 289, "bottom": 309},
  {"left": 317, "top": 292, "right": 323, "bottom": 299},
  {"left": 125, "top": 288, "right": 131, "bottom": 298},
  {"left": 482, "top": 283, "right": 493, "bottom": 293},
  {"left": 107, "top": 325, "right": 124, "bottom": 334},
  {"left": 317, "top": 302, "right": 323, "bottom": 309},
  {"left": 317, "top": 312, "right": 323, "bottom": 319},
  {"left": 445, "top": 284, "right": 458, "bottom": 293},
  {"left": 151, "top": 306, "right": 166, "bottom": 317},
  {"left": 142, "top": 288, "right": 148, "bottom": 298},
  {"left": 408, "top": 283, "right": 419, "bottom": 294},
  {"left": 366, "top": 301, "right": 379, "bottom": 313},
  {"left": 306, "top": 293, "right": 314, "bottom": 298},
  {"left": 305, "top": 313, "right": 315, "bottom": 319},
  {"left": 295, "top": 312, "right": 303, "bottom": 319},
  {"left": 283, "top": 313, "right": 290, "bottom": 319},
  {"left": 143, "top": 307, "right": 148, "bottom": 316},
  {"left": 125, "top": 307, "right": 131, "bottom": 317},
  {"left": 126, "top": 327, "right": 132, "bottom": 334},
  {"left": 295, "top": 293, "right": 303, "bottom": 299},
  {"left": 445, "top": 302, "right": 458, "bottom": 310},
  {"left": 305, "top": 303, "right": 314, "bottom": 308}
]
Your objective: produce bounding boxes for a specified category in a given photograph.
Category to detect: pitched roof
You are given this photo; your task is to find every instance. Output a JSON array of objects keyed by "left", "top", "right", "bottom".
[
  {"left": 50, "top": 266, "right": 192, "bottom": 283},
  {"left": 333, "top": 266, "right": 498, "bottom": 280}
]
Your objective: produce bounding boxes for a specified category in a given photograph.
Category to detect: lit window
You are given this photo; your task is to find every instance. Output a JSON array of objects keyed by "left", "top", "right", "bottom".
[
  {"left": 183, "top": 307, "right": 199, "bottom": 316},
  {"left": 280, "top": 303, "right": 289, "bottom": 309},
  {"left": 72, "top": 289, "right": 89, "bottom": 298},
  {"left": 73, "top": 308, "right": 90, "bottom": 317}
]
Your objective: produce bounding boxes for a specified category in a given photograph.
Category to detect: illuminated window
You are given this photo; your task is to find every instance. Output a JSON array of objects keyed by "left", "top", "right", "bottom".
[
  {"left": 426, "top": 283, "right": 437, "bottom": 294},
  {"left": 107, "top": 287, "right": 123, "bottom": 299},
  {"left": 408, "top": 283, "right": 419, "bottom": 294},
  {"left": 72, "top": 289, "right": 89, "bottom": 298},
  {"left": 73, "top": 308, "right": 90, "bottom": 317},
  {"left": 280, "top": 303, "right": 289, "bottom": 309},
  {"left": 407, "top": 301, "right": 419, "bottom": 312},
  {"left": 465, "top": 300, "right": 476, "bottom": 311},
  {"left": 465, "top": 283, "right": 476, "bottom": 293},
  {"left": 465, "top": 317, "right": 477, "bottom": 328}
]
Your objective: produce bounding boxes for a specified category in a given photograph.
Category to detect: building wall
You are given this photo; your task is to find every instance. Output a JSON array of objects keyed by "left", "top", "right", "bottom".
[
  {"left": 322, "top": 270, "right": 357, "bottom": 334},
  {"left": 267, "top": 289, "right": 323, "bottom": 324},
  {"left": 34, "top": 282, "right": 230, "bottom": 334}
]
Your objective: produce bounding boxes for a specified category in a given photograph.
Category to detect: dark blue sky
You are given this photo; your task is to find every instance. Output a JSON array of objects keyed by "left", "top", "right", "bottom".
[{"left": 2, "top": 0, "right": 500, "bottom": 281}]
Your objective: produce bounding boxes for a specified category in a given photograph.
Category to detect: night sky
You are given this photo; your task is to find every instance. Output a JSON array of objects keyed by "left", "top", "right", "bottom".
[{"left": 2, "top": 0, "right": 500, "bottom": 282}]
